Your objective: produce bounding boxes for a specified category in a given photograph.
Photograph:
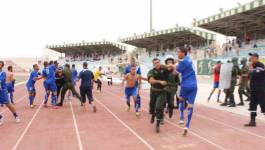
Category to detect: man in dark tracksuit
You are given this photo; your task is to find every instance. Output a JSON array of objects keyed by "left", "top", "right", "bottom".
[
  {"left": 78, "top": 62, "right": 97, "bottom": 112},
  {"left": 55, "top": 67, "right": 64, "bottom": 99},
  {"left": 57, "top": 64, "right": 82, "bottom": 106},
  {"left": 148, "top": 58, "right": 171, "bottom": 133},
  {"left": 245, "top": 53, "right": 265, "bottom": 127}
]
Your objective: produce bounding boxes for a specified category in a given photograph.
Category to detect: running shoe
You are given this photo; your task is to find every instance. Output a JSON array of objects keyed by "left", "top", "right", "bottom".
[
  {"left": 182, "top": 127, "right": 188, "bottom": 136},
  {"left": 30, "top": 104, "right": 35, "bottom": 109},
  {"left": 15, "top": 117, "right": 20, "bottom": 123},
  {"left": 179, "top": 120, "right": 184, "bottom": 125},
  {"left": 135, "top": 112, "right": 140, "bottom": 117}
]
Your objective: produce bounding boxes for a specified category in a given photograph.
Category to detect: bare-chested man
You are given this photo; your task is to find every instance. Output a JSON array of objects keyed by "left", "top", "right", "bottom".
[
  {"left": 6, "top": 66, "right": 15, "bottom": 104},
  {"left": 121, "top": 65, "right": 141, "bottom": 116}
]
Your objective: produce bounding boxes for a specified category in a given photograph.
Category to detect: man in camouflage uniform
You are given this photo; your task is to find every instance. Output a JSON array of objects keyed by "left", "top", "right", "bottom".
[
  {"left": 164, "top": 55, "right": 179, "bottom": 119},
  {"left": 148, "top": 58, "right": 171, "bottom": 133},
  {"left": 237, "top": 58, "right": 250, "bottom": 106},
  {"left": 221, "top": 57, "right": 240, "bottom": 107}
]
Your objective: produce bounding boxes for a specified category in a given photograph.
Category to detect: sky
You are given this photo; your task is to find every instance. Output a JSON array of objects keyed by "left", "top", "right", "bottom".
[{"left": 0, "top": 0, "right": 252, "bottom": 57}]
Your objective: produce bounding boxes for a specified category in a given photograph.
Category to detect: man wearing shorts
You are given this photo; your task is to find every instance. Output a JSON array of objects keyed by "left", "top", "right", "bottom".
[
  {"left": 26, "top": 64, "right": 42, "bottom": 108},
  {"left": 6, "top": 66, "right": 16, "bottom": 104},
  {"left": 121, "top": 65, "right": 141, "bottom": 116},
  {"left": 208, "top": 61, "right": 221, "bottom": 102},
  {"left": 176, "top": 47, "right": 198, "bottom": 136},
  {"left": 0, "top": 61, "right": 20, "bottom": 125}
]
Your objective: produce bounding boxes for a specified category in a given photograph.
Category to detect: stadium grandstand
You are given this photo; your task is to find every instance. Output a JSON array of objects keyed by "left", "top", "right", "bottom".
[{"left": 194, "top": 0, "right": 265, "bottom": 58}]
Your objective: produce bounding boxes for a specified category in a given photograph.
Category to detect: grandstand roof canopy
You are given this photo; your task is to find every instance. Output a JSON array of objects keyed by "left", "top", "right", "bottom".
[
  {"left": 194, "top": 0, "right": 265, "bottom": 38},
  {"left": 120, "top": 26, "right": 216, "bottom": 50},
  {"left": 47, "top": 41, "right": 126, "bottom": 54}
]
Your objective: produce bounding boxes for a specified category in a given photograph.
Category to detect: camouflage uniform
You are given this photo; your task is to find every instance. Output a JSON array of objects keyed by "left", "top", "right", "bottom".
[
  {"left": 225, "top": 57, "right": 240, "bottom": 107},
  {"left": 238, "top": 58, "right": 250, "bottom": 105}
]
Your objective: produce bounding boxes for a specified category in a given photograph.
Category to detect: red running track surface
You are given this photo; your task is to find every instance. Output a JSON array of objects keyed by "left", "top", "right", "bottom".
[{"left": 1, "top": 82, "right": 265, "bottom": 150}]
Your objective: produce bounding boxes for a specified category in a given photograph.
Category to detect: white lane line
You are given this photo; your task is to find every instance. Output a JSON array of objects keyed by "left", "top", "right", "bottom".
[
  {"left": 70, "top": 101, "right": 84, "bottom": 150},
  {"left": 94, "top": 97, "right": 155, "bottom": 150},
  {"left": 141, "top": 94, "right": 265, "bottom": 140},
  {"left": 195, "top": 114, "right": 265, "bottom": 139},
  {"left": 12, "top": 102, "right": 43, "bottom": 150},
  {"left": 104, "top": 90, "right": 225, "bottom": 150},
  {"left": 164, "top": 120, "right": 226, "bottom": 150}
]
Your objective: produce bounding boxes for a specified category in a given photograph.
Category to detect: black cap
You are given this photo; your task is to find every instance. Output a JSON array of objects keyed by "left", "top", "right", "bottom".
[{"left": 249, "top": 53, "right": 259, "bottom": 58}]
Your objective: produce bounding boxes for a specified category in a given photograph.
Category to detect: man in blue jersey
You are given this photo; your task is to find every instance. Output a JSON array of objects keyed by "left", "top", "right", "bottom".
[
  {"left": 26, "top": 64, "right": 42, "bottom": 108},
  {"left": 124, "top": 57, "right": 141, "bottom": 75},
  {"left": 6, "top": 66, "right": 16, "bottom": 104},
  {"left": 68, "top": 64, "right": 78, "bottom": 99},
  {"left": 78, "top": 62, "right": 97, "bottom": 112},
  {"left": 0, "top": 61, "right": 20, "bottom": 125},
  {"left": 42, "top": 61, "right": 58, "bottom": 109},
  {"left": 176, "top": 47, "right": 198, "bottom": 136}
]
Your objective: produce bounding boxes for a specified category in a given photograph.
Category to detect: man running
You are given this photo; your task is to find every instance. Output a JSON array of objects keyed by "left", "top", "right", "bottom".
[
  {"left": 6, "top": 66, "right": 16, "bottom": 104},
  {"left": 78, "top": 62, "right": 97, "bottom": 112},
  {"left": 147, "top": 58, "right": 171, "bottom": 133},
  {"left": 0, "top": 61, "right": 20, "bottom": 125},
  {"left": 42, "top": 61, "right": 58, "bottom": 108},
  {"left": 208, "top": 61, "right": 221, "bottom": 103},
  {"left": 94, "top": 66, "right": 104, "bottom": 92},
  {"left": 58, "top": 64, "right": 83, "bottom": 107},
  {"left": 176, "top": 47, "right": 197, "bottom": 136},
  {"left": 106, "top": 67, "right": 114, "bottom": 86},
  {"left": 26, "top": 64, "right": 42, "bottom": 108},
  {"left": 121, "top": 65, "right": 141, "bottom": 116},
  {"left": 164, "top": 55, "right": 179, "bottom": 118}
]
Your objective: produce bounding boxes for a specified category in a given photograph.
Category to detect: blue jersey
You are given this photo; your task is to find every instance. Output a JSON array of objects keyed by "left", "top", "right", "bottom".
[
  {"left": 42, "top": 65, "right": 56, "bottom": 82},
  {"left": 26, "top": 70, "right": 40, "bottom": 87},
  {"left": 79, "top": 69, "right": 94, "bottom": 87},
  {"left": 0, "top": 71, "right": 7, "bottom": 90},
  {"left": 124, "top": 65, "right": 141, "bottom": 75},
  {"left": 177, "top": 56, "right": 197, "bottom": 88},
  {"left": 71, "top": 68, "right": 78, "bottom": 81}
]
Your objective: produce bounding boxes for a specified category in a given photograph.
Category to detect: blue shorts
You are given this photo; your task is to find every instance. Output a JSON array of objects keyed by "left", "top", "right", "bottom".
[
  {"left": 125, "top": 87, "right": 137, "bottom": 99},
  {"left": 27, "top": 85, "right": 36, "bottom": 93},
  {"left": 213, "top": 81, "right": 219, "bottom": 88},
  {"left": 6, "top": 83, "right": 14, "bottom": 93},
  {"left": 180, "top": 86, "right": 197, "bottom": 105},
  {"left": 44, "top": 80, "right": 57, "bottom": 92},
  {"left": 0, "top": 90, "right": 10, "bottom": 104}
]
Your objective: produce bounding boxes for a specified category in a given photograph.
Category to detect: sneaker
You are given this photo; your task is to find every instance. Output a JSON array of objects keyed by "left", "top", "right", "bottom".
[
  {"left": 220, "top": 102, "right": 228, "bottom": 106},
  {"left": 0, "top": 117, "right": 4, "bottom": 125},
  {"left": 30, "top": 105, "right": 35, "bottom": 109},
  {"left": 93, "top": 106, "right": 97, "bottom": 113},
  {"left": 179, "top": 120, "right": 184, "bottom": 125},
  {"left": 57, "top": 103, "right": 63, "bottom": 107},
  {"left": 15, "top": 117, "right": 20, "bottom": 123},
  {"left": 228, "top": 103, "right": 236, "bottom": 107},
  {"left": 135, "top": 112, "right": 140, "bottom": 117},
  {"left": 182, "top": 127, "right": 188, "bottom": 136}
]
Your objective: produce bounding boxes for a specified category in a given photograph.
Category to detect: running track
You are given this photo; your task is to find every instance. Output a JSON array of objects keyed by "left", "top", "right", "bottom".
[{"left": 1, "top": 82, "right": 265, "bottom": 150}]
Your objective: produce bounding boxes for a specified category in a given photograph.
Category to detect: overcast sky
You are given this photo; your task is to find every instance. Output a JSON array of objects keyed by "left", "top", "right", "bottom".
[{"left": 0, "top": 0, "right": 252, "bottom": 57}]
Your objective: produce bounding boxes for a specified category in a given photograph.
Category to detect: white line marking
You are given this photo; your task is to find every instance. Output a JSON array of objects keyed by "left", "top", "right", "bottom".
[
  {"left": 69, "top": 101, "right": 84, "bottom": 150},
  {"left": 94, "top": 97, "right": 155, "bottom": 150},
  {"left": 104, "top": 90, "right": 225, "bottom": 150},
  {"left": 195, "top": 114, "right": 265, "bottom": 139},
  {"left": 12, "top": 103, "right": 43, "bottom": 150},
  {"left": 164, "top": 120, "right": 226, "bottom": 150}
]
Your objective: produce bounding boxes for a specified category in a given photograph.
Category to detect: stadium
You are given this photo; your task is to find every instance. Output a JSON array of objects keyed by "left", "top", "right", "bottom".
[{"left": 1, "top": 0, "right": 265, "bottom": 149}]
